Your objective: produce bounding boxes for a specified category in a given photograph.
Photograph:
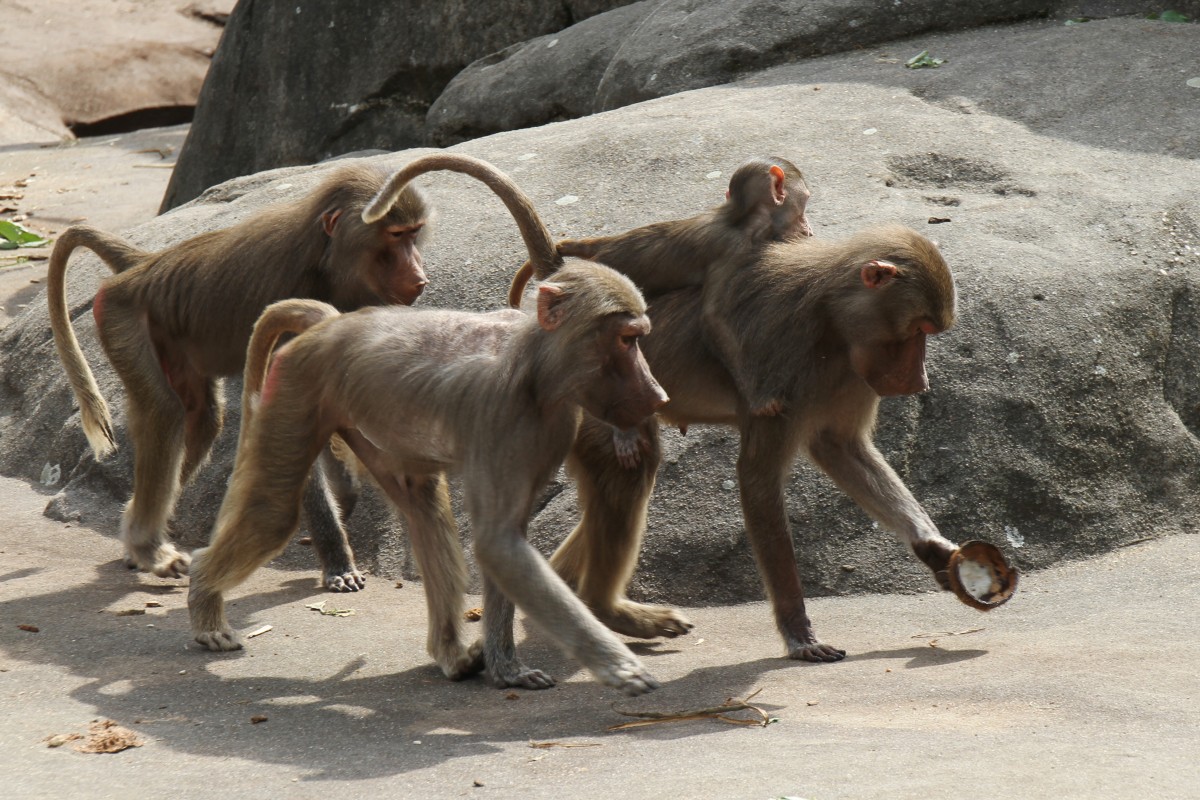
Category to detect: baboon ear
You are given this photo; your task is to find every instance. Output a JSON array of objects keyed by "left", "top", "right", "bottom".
[
  {"left": 536, "top": 283, "right": 568, "bottom": 331},
  {"left": 320, "top": 209, "right": 343, "bottom": 236},
  {"left": 861, "top": 259, "right": 898, "bottom": 289},
  {"left": 769, "top": 165, "right": 787, "bottom": 205}
]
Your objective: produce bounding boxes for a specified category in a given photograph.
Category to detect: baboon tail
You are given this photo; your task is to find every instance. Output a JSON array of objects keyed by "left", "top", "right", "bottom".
[
  {"left": 507, "top": 258, "right": 536, "bottom": 309},
  {"left": 239, "top": 299, "right": 340, "bottom": 453},
  {"left": 46, "top": 226, "right": 146, "bottom": 458},
  {"left": 364, "top": 152, "right": 564, "bottom": 291},
  {"left": 508, "top": 237, "right": 605, "bottom": 307}
]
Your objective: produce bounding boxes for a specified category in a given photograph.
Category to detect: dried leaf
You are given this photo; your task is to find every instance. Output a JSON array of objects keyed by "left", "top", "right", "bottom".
[
  {"left": 250, "top": 715, "right": 268, "bottom": 724},
  {"left": 75, "top": 720, "right": 142, "bottom": 753},
  {"left": 17, "top": 624, "right": 39, "bottom": 633},
  {"left": 305, "top": 600, "right": 355, "bottom": 617}
]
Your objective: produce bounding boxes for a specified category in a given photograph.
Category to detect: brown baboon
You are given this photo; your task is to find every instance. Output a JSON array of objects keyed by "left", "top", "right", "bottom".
[
  {"left": 540, "top": 225, "right": 961, "bottom": 660},
  {"left": 509, "top": 156, "right": 813, "bottom": 465},
  {"left": 48, "top": 162, "right": 429, "bottom": 587},
  {"left": 189, "top": 259, "right": 668, "bottom": 696}
]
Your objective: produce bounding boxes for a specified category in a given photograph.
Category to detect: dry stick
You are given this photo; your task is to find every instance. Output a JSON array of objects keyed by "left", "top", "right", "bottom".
[
  {"left": 607, "top": 689, "right": 774, "bottom": 731},
  {"left": 911, "top": 627, "right": 985, "bottom": 639}
]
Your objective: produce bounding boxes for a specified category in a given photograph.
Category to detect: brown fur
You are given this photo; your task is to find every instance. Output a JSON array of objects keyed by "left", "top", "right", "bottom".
[
  {"left": 545, "top": 225, "right": 962, "bottom": 661},
  {"left": 47, "top": 161, "right": 429, "bottom": 584},
  {"left": 188, "top": 262, "right": 668, "bottom": 696},
  {"left": 509, "top": 156, "right": 812, "bottom": 463}
]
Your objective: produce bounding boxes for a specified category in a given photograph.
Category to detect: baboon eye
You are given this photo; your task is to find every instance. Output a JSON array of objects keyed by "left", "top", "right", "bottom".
[{"left": 388, "top": 224, "right": 422, "bottom": 239}]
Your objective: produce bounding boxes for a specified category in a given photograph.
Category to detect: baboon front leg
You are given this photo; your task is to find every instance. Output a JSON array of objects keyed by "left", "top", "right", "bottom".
[
  {"left": 739, "top": 417, "right": 845, "bottom": 662},
  {"left": 302, "top": 446, "right": 365, "bottom": 592},
  {"left": 481, "top": 576, "right": 555, "bottom": 690},
  {"left": 477, "top": 520, "right": 658, "bottom": 696},
  {"left": 98, "top": 303, "right": 189, "bottom": 578},
  {"left": 553, "top": 415, "right": 693, "bottom": 639}
]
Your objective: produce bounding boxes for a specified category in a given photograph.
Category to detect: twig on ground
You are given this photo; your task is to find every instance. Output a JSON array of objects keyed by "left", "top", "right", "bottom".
[{"left": 608, "top": 688, "right": 776, "bottom": 731}]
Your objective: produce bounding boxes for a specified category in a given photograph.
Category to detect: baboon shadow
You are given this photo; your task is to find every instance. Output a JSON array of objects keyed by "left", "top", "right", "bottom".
[{"left": 0, "top": 561, "right": 763, "bottom": 780}]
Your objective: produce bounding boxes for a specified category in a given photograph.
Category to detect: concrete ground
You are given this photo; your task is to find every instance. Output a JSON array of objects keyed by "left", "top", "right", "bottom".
[{"left": 1, "top": 473, "right": 1196, "bottom": 800}]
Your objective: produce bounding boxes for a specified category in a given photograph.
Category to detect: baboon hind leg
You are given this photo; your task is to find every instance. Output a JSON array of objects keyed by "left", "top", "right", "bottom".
[
  {"left": 97, "top": 300, "right": 190, "bottom": 578},
  {"left": 189, "top": 399, "right": 328, "bottom": 651},
  {"left": 552, "top": 414, "right": 693, "bottom": 639},
  {"left": 179, "top": 375, "right": 224, "bottom": 486}
]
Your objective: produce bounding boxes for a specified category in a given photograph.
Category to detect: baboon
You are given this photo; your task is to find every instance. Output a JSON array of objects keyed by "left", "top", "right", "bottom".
[
  {"left": 538, "top": 225, "right": 961, "bottom": 660},
  {"left": 48, "top": 161, "right": 429, "bottom": 587},
  {"left": 506, "top": 156, "right": 812, "bottom": 303},
  {"left": 189, "top": 260, "right": 668, "bottom": 695},
  {"left": 509, "top": 156, "right": 813, "bottom": 465}
]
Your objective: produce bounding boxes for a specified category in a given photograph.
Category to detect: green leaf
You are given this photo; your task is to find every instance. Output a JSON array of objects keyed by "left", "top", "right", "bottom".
[
  {"left": 0, "top": 219, "right": 50, "bottom": 248},
  {"left": 1148, "top": 10, "right": 1191, "bottom": 21},
  {"left": 905, "top": 50, "right": 947, "bottom": 69}
]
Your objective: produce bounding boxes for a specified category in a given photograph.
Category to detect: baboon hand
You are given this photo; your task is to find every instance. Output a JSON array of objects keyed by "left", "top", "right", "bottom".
[
  {"left": 593, "top": 657, "right": 660, "bottom": 696},
  {"left": 486, "top": 659, "right": 557, "bottom": 691}
]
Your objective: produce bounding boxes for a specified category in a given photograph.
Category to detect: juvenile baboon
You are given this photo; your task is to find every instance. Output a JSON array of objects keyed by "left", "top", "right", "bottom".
[
  {"left": 48, "top": 162, "right": 429, "bottom": 586},
  {"left": 189, "top": 260, "right": 668, "bottom": 695},
  {"left": 509, "top": 156, "right": 813, "bottom": 464},
  {"left": 536, "top": 225, "right": 961, "bottom": 659}
]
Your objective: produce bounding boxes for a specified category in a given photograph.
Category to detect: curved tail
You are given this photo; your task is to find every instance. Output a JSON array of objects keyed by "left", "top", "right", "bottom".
[
  {"left": 47, "top": 226, "right": 148, "bottom": 459},
  {"left": 364, "top": 153, "right": 563, "bottom": 298},
  {"left": 239, "top": 299, "right": 340, "bottom": 454},
  {"left": 507, "top": 238, "right": 603, "bottom": 308}
]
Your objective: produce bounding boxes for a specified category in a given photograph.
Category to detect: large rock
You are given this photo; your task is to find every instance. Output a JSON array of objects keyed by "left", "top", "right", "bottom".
[
  {"left": 430, "top": 0, "right": 1200, "bottom": 144},
  {"left": 0, "top": 0, "right": 231, "bottom": 146},
  {"left": 161, "top": 0, "right": 638, "bottom": 210},
  {"left": 4, "top": 17, "right": 1199, "bottom": 607}
]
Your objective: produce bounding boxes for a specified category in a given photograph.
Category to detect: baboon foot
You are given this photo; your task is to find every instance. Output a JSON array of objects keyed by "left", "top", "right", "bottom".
[
  {"left": 323, "top": 567, "right": 366, "bottom": 592},
  {"left": 486, "top": 657, "right": 557, "bottom": 691},
  {"left": 786, "top": 638, "right": 847, "bottom": 663},
  {"left": 125, "top": 542, "right": 191, "bottom": 579},
  {"left": 598, "top": 600, "right": 694, "bottom": 639},
  {"left": 592, "top": 656, "right": 659, "bottom": 696},
  {"left": 194, "top": 626, "right": 244, "bottom": 652},
  {"left": 440, "top": 639, "right": 486, "bottom": 682}
]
